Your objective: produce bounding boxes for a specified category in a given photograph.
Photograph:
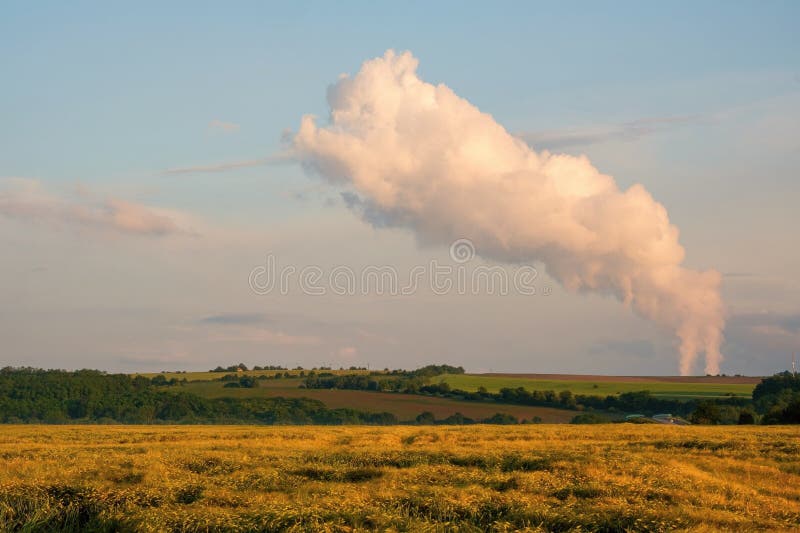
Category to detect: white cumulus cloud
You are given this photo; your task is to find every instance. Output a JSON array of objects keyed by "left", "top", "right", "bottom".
[{"left": 293, "top": 50, "right": 725, "bottom": 375}]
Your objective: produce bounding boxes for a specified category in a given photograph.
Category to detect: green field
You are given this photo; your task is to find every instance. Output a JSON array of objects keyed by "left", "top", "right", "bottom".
[
  {"left": 139, "top": 370, "right": 759, "bottom": 399},
  {"left": 1, "top": 425, "right": 798, "bottom": 531},
  {"left": 438, "top": 374, "right": 759, "bottom": 399}
]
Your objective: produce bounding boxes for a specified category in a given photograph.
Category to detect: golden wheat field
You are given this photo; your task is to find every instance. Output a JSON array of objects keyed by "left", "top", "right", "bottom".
[{"left": 0, "top": 425, "right": 798, "bottom": 532}]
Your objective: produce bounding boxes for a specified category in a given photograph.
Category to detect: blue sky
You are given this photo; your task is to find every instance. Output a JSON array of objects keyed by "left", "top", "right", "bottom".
[{"left": 1, "top": 2, "right": 798, "bottom": 374}]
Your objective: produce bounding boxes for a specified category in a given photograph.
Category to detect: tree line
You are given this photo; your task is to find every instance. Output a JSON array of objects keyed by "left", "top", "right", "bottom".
[
  {"left": 1, "top": 366, "right": 797, "bottom": 425},
  {"left": 0, "top": 366, "right": 508, "bottom": 425},
  {"left": 0, "top": 368, "right": 397, "bottom": 424}
]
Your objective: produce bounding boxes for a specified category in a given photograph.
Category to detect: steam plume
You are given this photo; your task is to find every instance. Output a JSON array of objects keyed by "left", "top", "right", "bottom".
[{"left": 293, "top": 50, "right": 725, "bottom": 375}]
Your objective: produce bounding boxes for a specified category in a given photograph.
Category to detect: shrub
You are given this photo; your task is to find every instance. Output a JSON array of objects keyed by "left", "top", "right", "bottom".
[
  {"left": 570, "top": 413, "right": 610, "bottom": 424},
  {"left": 415, "top": 412, "right": 436, "bottom": 425},
  {"left": 482, "top": 413, "right": 518, "bottom": 425}
]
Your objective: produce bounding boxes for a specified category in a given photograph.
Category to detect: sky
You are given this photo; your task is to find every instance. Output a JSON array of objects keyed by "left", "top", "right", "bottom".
[{"left": 1, "top": 1, "right": 798, "bottom": 375}]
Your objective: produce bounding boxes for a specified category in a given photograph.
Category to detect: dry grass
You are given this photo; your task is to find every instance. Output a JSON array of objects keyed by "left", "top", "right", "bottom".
[{"left": 0, "top": 425, "right": 798, "bottom": 531}]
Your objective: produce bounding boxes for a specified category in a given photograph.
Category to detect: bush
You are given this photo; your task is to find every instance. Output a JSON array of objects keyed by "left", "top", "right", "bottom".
[
  {"left": 570, "top": 413, "right": 610, "bottom": 424},
  {"left": 738, "top": 410, "right": 756, "bottom": 425},
  {"left": 482, "top": 413, "right": 518, "bottom": 425},
  {"left": 415, "top": 412, "right": 436, "bottom": 425},
  {"left": 441, "top": 412, "right": 474, "bottom": 425}
]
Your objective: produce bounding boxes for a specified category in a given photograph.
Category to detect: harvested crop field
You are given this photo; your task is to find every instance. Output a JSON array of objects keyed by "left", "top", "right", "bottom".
[{"left": 0, "top": 425, "right": 798, "bottom": 531}]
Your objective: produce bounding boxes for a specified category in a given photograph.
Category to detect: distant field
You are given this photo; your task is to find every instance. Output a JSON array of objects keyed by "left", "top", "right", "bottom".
[
  {"left": 143, "top": 371, "right": 759, "bottom": 422},
  {"left": 439, "top": 373, "right": 759, "bottom": 399},
  {"left": 182, "top": 380, "right": 575, "bottom": 422},
  {"left": 138, "top": 370, "right": 759, "bottom": 399},
  {"left": 1, "top": 425, "right": 798, "bottom": 531}
]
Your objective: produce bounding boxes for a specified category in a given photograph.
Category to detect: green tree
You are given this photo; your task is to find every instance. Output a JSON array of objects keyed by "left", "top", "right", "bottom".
[{"left": 415, "top": 411, "right": 436, "bottom": 425}]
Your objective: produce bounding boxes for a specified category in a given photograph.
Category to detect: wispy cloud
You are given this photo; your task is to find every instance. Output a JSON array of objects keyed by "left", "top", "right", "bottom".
[
  {"left": 194, "top": 312, "right": 321, "bottom": 346},
  {"left": 208, "top": 119, "right": 240, "bottom": 134},
  {"left": 589, "top": 339, "right": 656, "bottom": 359},
  {"left": 727, "top": 311, "right": 800, "bottom": 355},
  {"left": 207, "top": 325, "right": 321, "bottom": 346},
  {"left": 518, "top": 115, "right": 701, "bottom": 150},
  {"left": 730, "top": 311, "right": 800, "bottom": 336},
  {"left": 163, "top": 151, "right": 296, "bottom": 175},
  {"left": 0, "top": 177, "right": 195, "bottom": 236},
  {"left": 723, "top": 272, "right": 756, "bottom": 279},
  {"left": 200, "top": 313, "right": 266, "bottom": 325},
  {"left": 119, "top": 349, "right": 192, "bottom": 366},
  {"left": 333, "top": 346, "right": 358, "bottom": 360}
]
